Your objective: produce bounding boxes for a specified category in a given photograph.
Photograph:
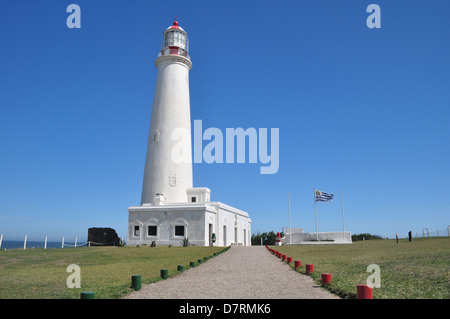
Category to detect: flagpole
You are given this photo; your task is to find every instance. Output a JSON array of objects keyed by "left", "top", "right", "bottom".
[
  {"left": 288, "top": 192, "right": 291, "bottom": 245},
  {"left": 340, "top": 188, "right": 345, "bottom": 241},
  {"left": 314, "top": 189, "right": 318, "bottom": 240}
]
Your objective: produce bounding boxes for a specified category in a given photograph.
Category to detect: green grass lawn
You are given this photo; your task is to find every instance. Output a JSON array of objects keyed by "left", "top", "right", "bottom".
[
  {"left": 0, "top": 245, "right": 224, "bottom": 299},
  {"left": 1, "top": 238, "right": 449, "bottom": 299},
  {"left": 273, "top": 237, "right": 450, "bottom": 299}
]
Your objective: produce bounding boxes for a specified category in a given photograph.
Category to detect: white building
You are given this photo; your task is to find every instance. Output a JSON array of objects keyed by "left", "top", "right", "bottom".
[{"left": 128, "top": 21, "right": 251, "bottom": 246}]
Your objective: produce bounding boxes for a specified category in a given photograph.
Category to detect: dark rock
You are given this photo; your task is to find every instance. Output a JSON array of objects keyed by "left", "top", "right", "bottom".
[{"left": 88, "top": 227, "right": 120, "bottom": 246}]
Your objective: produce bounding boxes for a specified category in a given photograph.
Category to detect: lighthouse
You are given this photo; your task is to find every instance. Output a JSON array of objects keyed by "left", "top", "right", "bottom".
[
  {"left": 141, "top": 21, "right": 193, "bottom": 206},
  {"left": 128, "top": 21, "right": 251, "bottom": 247}
]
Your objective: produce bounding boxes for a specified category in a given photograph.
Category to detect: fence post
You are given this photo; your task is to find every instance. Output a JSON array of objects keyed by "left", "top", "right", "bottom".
[
  {"left": 62, "top": 237, "right": 65, "bottom": 248},
  {"left": 131, "top": 275, "right": 141, "bottom": 291},
  {"left": 24, "top": 235, "right": 27, "bottom": 249},
  {"left": 0, "top": 234, "right": 3, "bottom": 250},
  {"left": 75, "top": 237, "right": 77, "bottom": 248},
  {"left": 448, "top": 225, "right": 450, "bottom": 237},
  {"left": 357, "top": 285, "right": 373, "bottom": 299},
  {"left": 80, "top": 292, "right": 94, "bottom": 299},
  {"left": 44, "top": 236, "right": 47, "bottom": 249}
]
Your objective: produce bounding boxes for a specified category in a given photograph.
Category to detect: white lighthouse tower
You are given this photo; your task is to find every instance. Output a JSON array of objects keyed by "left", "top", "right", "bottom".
[
  {"left": 128, "top": 21, "right": 251, "bottom": 247},
  {"left": 141, "top": 21, "right": 193, "bottom": 206}
]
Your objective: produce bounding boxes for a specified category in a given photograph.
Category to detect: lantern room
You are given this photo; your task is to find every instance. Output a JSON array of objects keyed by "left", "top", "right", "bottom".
[{"left": 159, "top": 21, "right": 189, "bottom": 59}]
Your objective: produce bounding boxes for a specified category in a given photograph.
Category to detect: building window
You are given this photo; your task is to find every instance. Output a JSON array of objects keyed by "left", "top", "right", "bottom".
[
  {"left": 148, "top": 226, "right": 157, "bottom": 236},
  {"left": 191, "top": 196, "right": 197, "bottom": 203},
  {"left": 175, "top": 225, "right": 185, "bottom": 237},
  {"left": 134, "top": 226, "right": 140, "bottom": 237}
]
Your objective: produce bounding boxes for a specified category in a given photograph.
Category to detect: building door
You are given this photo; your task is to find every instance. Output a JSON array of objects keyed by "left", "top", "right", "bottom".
[
  {"left": 244, "top": 229, "right": 246, "bottom": 246},
  {"left": 223, "top": 225, "right": 227, "bottom": 246},
  {"left": 209, "top": 223, "right": 213, "bottom": 246}
]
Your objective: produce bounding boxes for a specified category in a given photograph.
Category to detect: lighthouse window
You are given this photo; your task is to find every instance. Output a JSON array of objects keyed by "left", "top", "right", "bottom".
[
  {"left": 134, "top": 226, "right": 140, "bottom": 237},
  {"left": 152, "top": 130, "right": 160, "bottom": 142},
  {"left": 164, "top": 32, "right": 170, "bottom": 47}
]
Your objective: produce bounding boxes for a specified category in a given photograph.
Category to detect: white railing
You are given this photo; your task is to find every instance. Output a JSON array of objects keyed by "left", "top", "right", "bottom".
[
  {"left": 0, "top": 234, "right": 124, "bottom": 250},
  {"left": 158, "top": 47, "right": 190, "bottom": 59}
]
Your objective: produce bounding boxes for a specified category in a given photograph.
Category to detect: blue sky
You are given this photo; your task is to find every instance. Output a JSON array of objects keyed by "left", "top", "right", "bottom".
[{"left": 0, "top": 0, "right": 449, "bottom": 241}]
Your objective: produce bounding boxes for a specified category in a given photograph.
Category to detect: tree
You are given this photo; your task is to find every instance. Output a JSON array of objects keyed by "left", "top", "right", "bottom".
[{"left": 251, "top": 231, "right": 284, "bottom": 245}]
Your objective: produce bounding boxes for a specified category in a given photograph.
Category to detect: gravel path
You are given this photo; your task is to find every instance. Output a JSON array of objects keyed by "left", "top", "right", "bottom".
[{"left": 123, "top": 246, "right": 340, "bottom": 299}]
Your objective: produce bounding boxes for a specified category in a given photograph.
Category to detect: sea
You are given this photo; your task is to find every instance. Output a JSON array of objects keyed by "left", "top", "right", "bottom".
[{"left": 0, "top": 240, "right": 87, "bottom": 250}]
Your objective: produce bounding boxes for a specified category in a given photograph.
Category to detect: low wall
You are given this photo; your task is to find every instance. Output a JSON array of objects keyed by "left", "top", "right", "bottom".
[{"left": 283, "top": 231, "right": 352, "bottom": 244}]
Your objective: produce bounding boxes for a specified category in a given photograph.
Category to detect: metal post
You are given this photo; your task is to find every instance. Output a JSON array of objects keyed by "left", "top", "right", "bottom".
[
  {"left": 62, "top": 236, "right": 65, "bottom": 248},
  {"left": 75, "top": 237, "right": 77, "bottom": 248},
  {"left": 314, "top": 189, "right": 318, "bottom": 240},
  {"left": 340, "top": 188, "right": 345, "bottom": 241},
  {"left": 44, "top": 236, "right": 47, "bottom": 249},
  {"left": 288, "top": 192, "right": 291, "bottom": 245},
  {"left": 24, "top": 235, "right": 27, "bottom": 249},
  {"left": 0, "top": 234, "right": 3, "bottom": 250}
]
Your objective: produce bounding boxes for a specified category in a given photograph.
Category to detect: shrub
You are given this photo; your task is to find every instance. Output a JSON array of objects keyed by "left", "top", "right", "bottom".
[
  {"left": 351, "top": 233, "right": 383, "bottom": 241},
  {"left": 181, "top": 237, "right": 190, "bottom": 247}
]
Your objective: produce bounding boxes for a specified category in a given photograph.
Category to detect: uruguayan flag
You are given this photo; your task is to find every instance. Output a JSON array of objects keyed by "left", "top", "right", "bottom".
[{"left": 315, "top": 189, "right": 334, "bottom": 202}]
